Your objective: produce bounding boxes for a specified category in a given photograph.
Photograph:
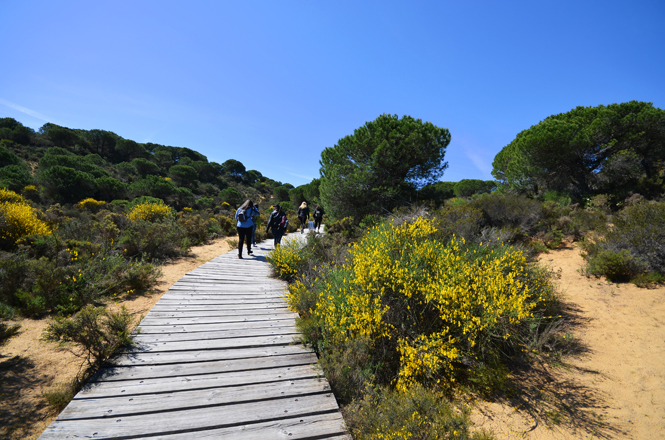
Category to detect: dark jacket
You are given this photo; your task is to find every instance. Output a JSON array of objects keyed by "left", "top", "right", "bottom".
[
  {"left": 266, "top": 210, "right": 287, "bottom": 231},
  {"left": 297, "top": 206, "right": 310, "bottom": 219}
]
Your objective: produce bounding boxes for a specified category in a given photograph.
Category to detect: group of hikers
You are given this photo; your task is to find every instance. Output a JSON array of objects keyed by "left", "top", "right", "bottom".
[{"left": 233, "top": 200, "right": 325, "bottom": 259}]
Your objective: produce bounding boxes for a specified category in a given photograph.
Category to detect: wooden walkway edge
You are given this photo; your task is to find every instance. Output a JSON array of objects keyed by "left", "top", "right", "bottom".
[{"left": 39, "top": 232, "right": 350, "bottom": 439}]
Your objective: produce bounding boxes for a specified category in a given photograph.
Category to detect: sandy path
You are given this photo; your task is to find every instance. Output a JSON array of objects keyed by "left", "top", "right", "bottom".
[
  {"left": 471, "top": 244, "right": 665, "bottom": 439},
  {"left": 0, "top": 237, "right": 234, "bottom": 440}
]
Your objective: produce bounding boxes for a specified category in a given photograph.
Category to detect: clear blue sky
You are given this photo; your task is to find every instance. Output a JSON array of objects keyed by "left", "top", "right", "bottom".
[{"left": 1, "top": 1, "right": 664, "bottom": 187}]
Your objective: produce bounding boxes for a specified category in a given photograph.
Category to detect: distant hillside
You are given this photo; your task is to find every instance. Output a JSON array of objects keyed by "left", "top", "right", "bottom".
[{"left": 0, "top": 117, "right": 293, "bottom": 209}]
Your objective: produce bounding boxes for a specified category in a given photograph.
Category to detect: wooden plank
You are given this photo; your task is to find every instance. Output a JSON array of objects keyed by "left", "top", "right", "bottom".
[
  {"left": 132, "top": 326, "right": 298, "bottom": 342},
  {"left": 141, "top": 413, "right": 349, "bottom": 440},
  {"left": 59, "top": 378, "right": 330, "bottom": 420},
  {"left": 144, "top": 309, "right": 291, "bottom": 318},
  {"left": 125, "top": 334, "right": 298, "bottom": 353},
  {"left": 39, "top": 394, "right": 340, "bottom": 439},
  {"left": 159, "top": 293, "right": 286, "bottom": 299},
  {"left": 138, "top": 314, "right": 297, "bottom": 326},
  {"left": 134, "top": 320, "right": 296, "bottom": 334},
  {"left": 83, "top": 363, "right": 321, "bottom": 395},
  {"left": 109, "top": 344, "right": 311, "bottom": 366},
  {"left": 150, "top": 303, "right": 287, "bottom": 311}
]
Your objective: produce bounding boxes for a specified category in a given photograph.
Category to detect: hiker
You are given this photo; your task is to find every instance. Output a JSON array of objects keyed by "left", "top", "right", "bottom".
[
  {"left": 313, "top": 204, "right": 325, "bottom": 232},
  {"left": 251, "top": 203, "right": 260, "bottom": 245},
  {"left": 235, "top": 199, "right": 258, "bottom": 259},
  {"left": 297, "top": 201, "right": 309, "bottom": 234},
  {"left": 266, "top": 204, "right": 288, "bottom": 247}
]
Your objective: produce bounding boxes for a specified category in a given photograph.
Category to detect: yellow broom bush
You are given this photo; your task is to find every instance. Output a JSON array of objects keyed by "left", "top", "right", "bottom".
[
  {"left": 76, "top": 198, "right": 106, "bottom": 211},
  {"left": 127, "top": 201, "right": 174, "bottom": 223},
  {"left": 0, "top": 189, "right": 51, "bottom": 250},
  {"left": 284, "top": 217, "right": 554, "bottom": 391}
]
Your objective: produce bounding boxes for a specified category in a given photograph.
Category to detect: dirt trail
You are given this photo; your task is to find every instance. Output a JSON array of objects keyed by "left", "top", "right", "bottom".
[
  {"left": 0, "top": 237, "right": 233, "bottom": 440},
  {"left": 471, "top": 244, "right": 665, "bottom": 439}
]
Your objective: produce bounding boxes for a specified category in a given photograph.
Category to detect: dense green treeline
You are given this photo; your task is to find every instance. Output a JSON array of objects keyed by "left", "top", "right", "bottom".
[{"left": 0, "top": 117, "right": 292, "bottom": 208}]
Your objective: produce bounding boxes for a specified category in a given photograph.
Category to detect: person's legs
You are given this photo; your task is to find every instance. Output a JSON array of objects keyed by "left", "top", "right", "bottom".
[
  {"left": 314, "top": 219, "right": 321, "bottom": 231},
  {"left": 274, "top": 228, "right": 284, "bottom": 245},
  {"left": 236, "top": 227, "right": 246, "bottom": 258},
  {"left": 251, "top": 224, "right": 257, "bottom": 245},
  {"left": 271, "top": 228, "right": 279, "bottom": 247}
]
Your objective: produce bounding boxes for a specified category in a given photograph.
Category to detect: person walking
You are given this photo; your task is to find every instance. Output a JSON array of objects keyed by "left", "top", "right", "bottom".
[
  {"left": 235, "top": 199, "right": 258, "bottom": 259},
  {"left": 266, "top": 204, "right": 287, "bottom": 247},
  {"left": 313, "top": 204, "right": 325, "bottom": 232},
  {"left": 251, "top": 203, "right": 260, "bottom": 245},
  {"left": 297, "top": 201, "right": 309, "bottom": 234}
]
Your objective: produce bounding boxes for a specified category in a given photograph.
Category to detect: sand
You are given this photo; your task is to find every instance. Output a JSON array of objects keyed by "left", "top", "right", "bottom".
[
  {"left": 470, "top": 243, "right": 665, "bottom": 439},
  {"left": 1, "top": 238, "right": 664, "bottom": 439}
]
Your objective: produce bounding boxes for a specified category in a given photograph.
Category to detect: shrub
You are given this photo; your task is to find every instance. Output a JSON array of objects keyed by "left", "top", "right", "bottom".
[
  {"left": 285, "top": 217, "right": 556, "bottom": 392},
  {"left": 585, "top": 249, "right": 645, "bottom": 282},
  {"left": 127, "top": 200, "right": 175, "bottom": 223},
  {"left": 42, "top": 305, "right": 136, "bottom": 369},
  {"left": 469, "top": 193, "right": 543, "bottom": 235},
  {"left": 583, "top": 201, "right": 665, "bottom": 281},
  {"left": 177, "top": 212, "right": 216, "bottom": 245},
  {"left": 344, "top": 384, "right": 493, "bottom": 440},
  {"left": 434, "top": 204, "right": 484, "bottom": 242},
  {"left": 0, "top": 191, "right": 51, "bottom": 251},
  {"left": 266, "top": 238, "right": 310, "bottom": 282},
  {"left": 76, "top": 197, "right": 106, "bottom": 212},
  {"left": 120, "top": 219, "right": 186, "bottom": 260}
]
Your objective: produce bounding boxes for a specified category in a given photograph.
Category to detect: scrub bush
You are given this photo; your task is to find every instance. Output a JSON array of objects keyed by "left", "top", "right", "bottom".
[
  {"left": 76, "top": 197, "right": 106, "bottom": 212},
  {"left": 43, "top": 305, "right": 136, "bottom": 368},
  {"left": 127, "top": 200, "right": 174, "bottom": 222},
  {"left": 344, "top": 384, "right": 493, "bottom": 440},
  {"left": 266, "top": 238, "right": 311, "bottom": 282},
  {"left": 280, "top": 217, "right": 557, "bottom": 395},
  {"left": 119, "top": 219, "right": 186, "bottom": 260},
  {"left": 583, "top": 201, "right": 665, "bottom": 282},
  {"left": 0, "top": 189, "right": 51, "bottom": 250}
]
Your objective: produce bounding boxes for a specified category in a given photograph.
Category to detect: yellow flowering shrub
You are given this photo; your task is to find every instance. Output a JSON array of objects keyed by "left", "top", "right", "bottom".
[
  {"left": 0, "top": 187, "right": 25, "bottom": 204},
  {"left": 76, "top": 198, "right": 106, "bottom": 211},
  {"left": 267, "top": 239, "right": 310, "bottom": 281},
  {"left": 127, "top": 201, "right": 174, "bottom": 222},
  {"left": 0, "top": 189, "right": 51, "bottom": 250},
  {"left": 290, "top": 217, "right": 553, "bottom": 391}
]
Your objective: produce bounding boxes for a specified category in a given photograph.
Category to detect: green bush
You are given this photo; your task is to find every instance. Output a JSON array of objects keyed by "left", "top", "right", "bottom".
[
  {"left": 434, "top": 204, "right": 484, "bottom": 242},
  {"left": 585, "top": 249, "right": 645, "bottom": 282},
  {"left": 344, "top": 384, "right": 493, "bottom": 440},
  {"left": 583, "top": 201, "right": 665, "bottom": 282},
  {"left": 469, "top": 193, "right": 543, "bottom": 234},
  {"left": 120, "top": 219, "right": 187, "bottom": 260},
  {"left": 42, "top": 305, "right": 136, "bottom": 369}
]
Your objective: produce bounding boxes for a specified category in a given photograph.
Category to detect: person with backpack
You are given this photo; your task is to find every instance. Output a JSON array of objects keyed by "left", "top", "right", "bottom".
[
  {"left": 266, "top": 204, "right": 288, "bottom": 247},
  {"left": 297, "top": 201, "right": 309, "bottom": 234},
  {"left": 251, "top": 203, "right": 260, "bottom": 246},
  {"left": 235, "top": 199, "right": 258, "bottom": 259},
  {"left": 313, "top": 204, "right": 325, "bottom": 232}
]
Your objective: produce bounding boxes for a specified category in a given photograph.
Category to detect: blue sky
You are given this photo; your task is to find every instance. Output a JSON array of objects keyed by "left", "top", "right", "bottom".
[{"left": 1, "top": 1, "right": 664, "bottom": 187}]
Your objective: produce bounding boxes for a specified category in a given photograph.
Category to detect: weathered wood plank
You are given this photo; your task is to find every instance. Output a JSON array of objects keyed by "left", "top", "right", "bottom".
[
  {"left": 144, "top": 309, "right": 291, "bottom": 319},
  {"left": 60, "top": 378, "right": 330, "bottom": 420},
  {"left": 138, "top": 314, "right": 297, "bottom": 325},
  {"left": 134, "top": 320, "right": 295, "bottom": 334},
  {"left": 109, "top": 344, "right": 311, "bottom": 366},
  {"left": 132, "top": 326, "right": 298, "bottom": 342},
  {"left": 82, "top": 363, "right": 321, "bottom": 396},
  {"left": 40, "top": 394, "right": 340, "bottom": 439},
  {"left": 125, "top": 334, "right": 299, "bottom": 353},
  {"left": 140, "top": 412, "right": 349, "bottom": 440}
]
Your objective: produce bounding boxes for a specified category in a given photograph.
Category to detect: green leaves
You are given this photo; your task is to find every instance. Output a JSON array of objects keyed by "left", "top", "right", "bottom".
[
  {"left": 492, "top": 101, "right": 665, "bottom": 200},
  {"left": 320, "top": 114, "right": 450, "bottom": 219}
]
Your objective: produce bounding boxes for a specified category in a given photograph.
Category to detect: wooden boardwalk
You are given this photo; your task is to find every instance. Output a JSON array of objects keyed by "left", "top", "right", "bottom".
[{"left": 39, "top": 232, "right": 350, "bottom": 439}]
